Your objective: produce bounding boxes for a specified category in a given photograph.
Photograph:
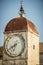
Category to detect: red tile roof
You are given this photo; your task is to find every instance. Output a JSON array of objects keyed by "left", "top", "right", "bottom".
[{"left": 4, "top": 17, "right": 38, "bottom": 34}]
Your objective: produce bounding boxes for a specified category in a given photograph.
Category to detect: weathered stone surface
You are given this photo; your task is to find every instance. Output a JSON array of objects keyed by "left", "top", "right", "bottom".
[{"left": 2, "top": 60, "right": 27, "bottom": 65}]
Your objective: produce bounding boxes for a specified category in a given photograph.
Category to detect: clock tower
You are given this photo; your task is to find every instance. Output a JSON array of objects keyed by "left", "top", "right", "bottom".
[{"left": 3, "top": 0, "right": 39, "bottom": 65}]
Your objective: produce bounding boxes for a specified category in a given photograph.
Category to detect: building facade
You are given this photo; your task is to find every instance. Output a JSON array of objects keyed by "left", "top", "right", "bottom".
[
  {"left": 1, "top": 4, "right": 39, "bottom": 65},
  {"left": 0, "top": 1, "right": 40, "bottom": 65}
]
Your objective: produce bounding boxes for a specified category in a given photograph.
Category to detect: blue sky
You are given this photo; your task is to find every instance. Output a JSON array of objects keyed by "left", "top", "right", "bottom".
[{"left": 0, "top": 0, "right": 43, "bottom": 46}]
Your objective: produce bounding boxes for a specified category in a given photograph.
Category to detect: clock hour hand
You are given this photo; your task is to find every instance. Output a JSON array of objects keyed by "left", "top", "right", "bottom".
[
  {"left": 12, "top": 42, "right": 19, "bottom": 51},
  {"left": 14, "top": 43, "right": 17, "bottom": 47},
  {"left": 8, "top": 43, "right": 17, "bottom": 50}
]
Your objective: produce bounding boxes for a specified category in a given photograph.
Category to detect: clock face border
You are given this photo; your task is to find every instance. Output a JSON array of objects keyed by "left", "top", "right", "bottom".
[{"left": 4, "top": 34, "right": 25, "bottom": 57}]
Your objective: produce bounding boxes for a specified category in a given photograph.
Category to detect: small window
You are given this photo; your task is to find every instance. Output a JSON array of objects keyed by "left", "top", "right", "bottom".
[{"left": 33, "top": 45, "right": 35, "bottom": 49}]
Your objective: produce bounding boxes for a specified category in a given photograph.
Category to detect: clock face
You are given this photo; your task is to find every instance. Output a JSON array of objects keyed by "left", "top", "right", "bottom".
[{"left": 5, "top": 35, "right": 25, "bottom": 57}]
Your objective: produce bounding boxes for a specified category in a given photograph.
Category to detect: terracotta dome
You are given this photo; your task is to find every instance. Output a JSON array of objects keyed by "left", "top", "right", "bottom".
[{"left": 4, "top": 17, "right": 38, "bottom": 34}]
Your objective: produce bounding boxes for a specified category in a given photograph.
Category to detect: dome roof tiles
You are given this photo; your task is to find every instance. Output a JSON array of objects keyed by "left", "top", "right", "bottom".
[{"left": 4, "top": 17, "right": 38, "bottom": 34}]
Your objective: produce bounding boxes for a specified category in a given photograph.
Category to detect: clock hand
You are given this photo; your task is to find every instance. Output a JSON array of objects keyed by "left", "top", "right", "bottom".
[
  {"left": 14, "top": 43, "right": 17, "bottom": 47},
  {"left": 13, "top": 43, "right": 18, "bottom": 51},
  {"left": 8, "top": 45, "right": 14, "bottom": 50},
  {"left": 13, "top": 42, "right": 20, "bottom": 51},
  {"left": 8, "top": 43, "right": 17, "bottom": 50},
  {"left": 8, "top": 41, "right": 19, "bottom": 50}
]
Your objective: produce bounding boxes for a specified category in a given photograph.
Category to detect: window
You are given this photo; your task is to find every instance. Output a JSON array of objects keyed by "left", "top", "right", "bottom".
[{"left": 33, "top": 45, "right": 35, "bottom": 49}]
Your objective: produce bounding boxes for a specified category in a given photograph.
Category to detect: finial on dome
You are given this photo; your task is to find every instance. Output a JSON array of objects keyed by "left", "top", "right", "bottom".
[
  {"left": 20, "top": 0, "right": 25, "bottom": 17},
  {"left": 21, "top": 0, "right": 22, "bottom": 6}
]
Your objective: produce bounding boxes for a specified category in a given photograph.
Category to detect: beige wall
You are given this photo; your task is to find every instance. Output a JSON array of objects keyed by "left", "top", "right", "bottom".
[{"left": 28, "top": 31, "right": 39, "bottom": 65}]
